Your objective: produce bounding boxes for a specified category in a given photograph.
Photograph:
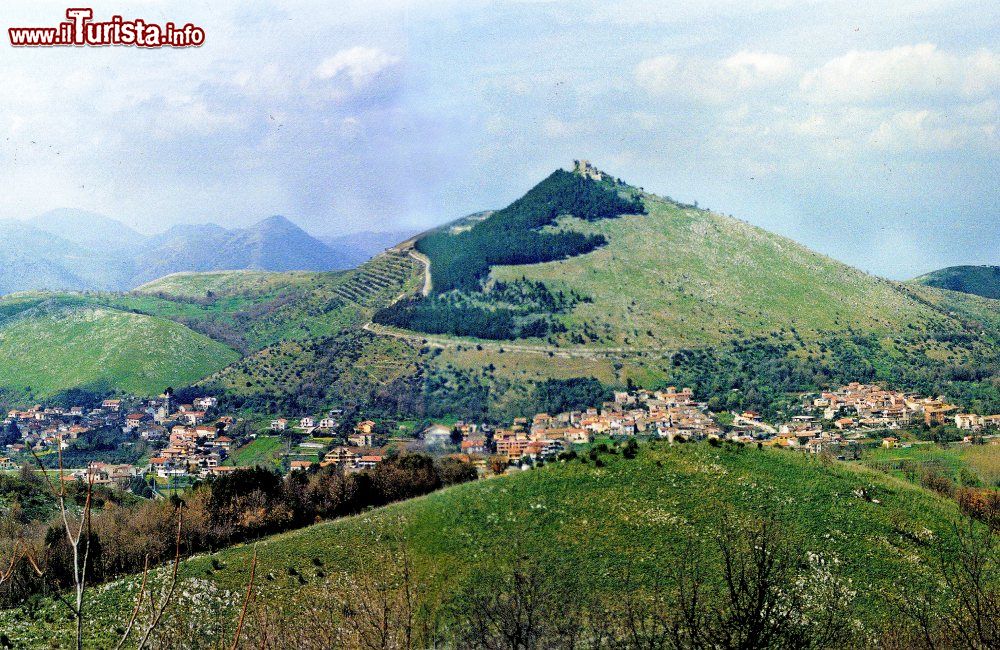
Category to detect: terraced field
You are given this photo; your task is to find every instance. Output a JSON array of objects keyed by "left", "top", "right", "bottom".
[{"left": 327, "top": 251, "right": 421, "bottom": 307}]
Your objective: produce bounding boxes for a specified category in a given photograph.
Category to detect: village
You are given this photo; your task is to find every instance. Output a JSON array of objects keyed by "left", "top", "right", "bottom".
[{"left": 2, "top": 381, "right": 999, "bottom": 492}]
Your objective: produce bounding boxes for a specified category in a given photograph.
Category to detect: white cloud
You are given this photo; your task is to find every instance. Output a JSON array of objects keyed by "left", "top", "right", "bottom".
[
  {"left": 635, "top": 51, "right": 794, "bottom": 103},
  {"left": 315, "top": 46, "right": 401, "bottom": 85},
  {"left": 800, "top": 44, "right": 1000, "bottom": 104},
  {"left": 720, "top": 51, "right": 794, "bottom": 89},
  {"left": 868, "top": 106, "right": 998, "bottom": 152},
  {"left": 542, "top": 117, "right": 593, "bottom": 138}
]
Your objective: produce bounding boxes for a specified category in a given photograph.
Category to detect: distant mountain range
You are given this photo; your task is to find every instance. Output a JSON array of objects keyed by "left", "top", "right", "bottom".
[
  {"left": 321, "top": 229, "right": 421, "bottom": 258},
  {"left": 0, "top": 210, "right": 408, "bottom": 294},
  {"left": 912, "top": 265, "right": 1000, "bottom": 300}
]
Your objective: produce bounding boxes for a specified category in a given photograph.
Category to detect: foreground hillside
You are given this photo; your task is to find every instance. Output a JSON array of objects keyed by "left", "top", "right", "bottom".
[
  {"left": 913, "top": 265, "right": 1000, "bottom": 300},
  {"left": 1, "top": 443, "right": 988, "bottom": 647}
]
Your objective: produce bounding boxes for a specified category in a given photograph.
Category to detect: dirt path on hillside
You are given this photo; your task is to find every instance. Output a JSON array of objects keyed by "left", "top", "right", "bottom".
[
  {"left": 409, "top": 250, "right": 432, "bottom": 296},
  {"left": 362, "top": 321, "right": 675, "bottom": 359}
]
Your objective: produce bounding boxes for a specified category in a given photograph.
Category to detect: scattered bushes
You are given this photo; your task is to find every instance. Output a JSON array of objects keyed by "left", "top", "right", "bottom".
[{"left": 0, "top": 454, "right": 478, "bottom": 608}]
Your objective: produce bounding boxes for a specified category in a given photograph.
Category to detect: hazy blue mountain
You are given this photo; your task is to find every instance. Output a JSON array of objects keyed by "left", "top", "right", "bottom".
[
  {"left": 0, "top": 220, "right": 104, "bottom": 292},
  {"left": 31, "top": 208, "right": 146, "bottom": 252},
  {"left": 129, "top": 216, "right": 350, "bottom": 286},
  {"left": 0, "top": 212, "right": 353, "bottom": 294},
  {"left": 321, "top": 229, "right": 422, "bottom": 266}
]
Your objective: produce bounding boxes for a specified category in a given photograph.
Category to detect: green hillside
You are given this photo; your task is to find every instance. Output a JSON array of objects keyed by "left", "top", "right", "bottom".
[
  {"left": 0, "top": 302, "right": 239, "bottom": 398},
  {"left": 134, "top": 269, "right": 304, "bottom": 298},
  {"left": 388, "top": 165, "right": 974, "bottom": 348},
  {"left": 2, "top": 442, "right": 989, "bottom": 647},
  {"left": 0, "top": 252, "right": 423, "bottom": 406},
  {"left": 345, "top": 163, "right": 1000, "bottom": 419},
  {"left": 127, "top": 251, "right": 422, "bottom": 352},
  {"left": 182, "top": 165, "right": 1000, "bottom": 422},
  {"left": 913, "top": 265, "right": 1000, "bottom": 300}
]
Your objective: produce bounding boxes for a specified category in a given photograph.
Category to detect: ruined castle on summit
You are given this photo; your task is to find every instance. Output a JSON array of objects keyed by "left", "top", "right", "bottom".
[{"left": 573, "top": 159, "right": 605, "bottom": 181}]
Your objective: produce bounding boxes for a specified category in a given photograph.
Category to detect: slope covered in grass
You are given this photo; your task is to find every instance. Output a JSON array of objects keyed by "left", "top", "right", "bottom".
[
  {"left": 128, "top": 252, "right": 422, "bottom": 352},
  {"left": 486, "top": 192, "right": 972, "bottom": 347},
  {"left": 0, "top": 303, "right": 239, "bottom": 398},
  {"left": 0, "top": 442, "right": 983, "bottom": 647},
  {"left": 393, "top": 165, "right": 982, "bottom": 348}
]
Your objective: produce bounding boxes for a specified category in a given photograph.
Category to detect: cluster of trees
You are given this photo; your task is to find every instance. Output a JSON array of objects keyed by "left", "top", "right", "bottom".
[
  {"left": 41, "top": 426, "right": 151, "bottom": 468},
  {"left": 533, "top": 377, "right": 612, "bottom": 415},
  {"left": 416, "top": 169, "right": 645, "bottom": 293},
  {"left": 489, "top": 279, "right": 590, "bottom": 313},
  {"left": 0, "top": 454, "right": 478, "bottom": 611},
  {"left": 374, "top": 297, "right": 565, "bottom": 340},
  {"left": 373, "top": 278, "right": 587, "bottom": 341}
]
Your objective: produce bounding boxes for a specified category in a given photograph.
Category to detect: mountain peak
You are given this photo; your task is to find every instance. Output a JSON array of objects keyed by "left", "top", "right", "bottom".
[{"left": 253, "top": 215, "right": 300, "bottom": 231}]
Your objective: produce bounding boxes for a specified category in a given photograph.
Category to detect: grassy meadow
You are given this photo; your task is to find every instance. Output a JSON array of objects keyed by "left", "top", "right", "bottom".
[
  {"left": 0, "top": 305, "right": 239, "bottom": 398},
  {"left": 0, "top": 442, "right": 983, "bottom": 647}
]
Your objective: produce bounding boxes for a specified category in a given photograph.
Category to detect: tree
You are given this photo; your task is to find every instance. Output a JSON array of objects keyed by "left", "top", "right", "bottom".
[{"left": 904, "top": 505, "right": 999, "bottom": 648}]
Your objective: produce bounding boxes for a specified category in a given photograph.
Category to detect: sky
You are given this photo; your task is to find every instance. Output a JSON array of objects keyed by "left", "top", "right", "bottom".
[{"left": 0, "top": 0, "right": 997, "bottom": 279}]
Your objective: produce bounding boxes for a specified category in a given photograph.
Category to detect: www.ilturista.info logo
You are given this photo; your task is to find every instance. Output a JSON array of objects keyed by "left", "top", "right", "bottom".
[{"left": 9, "top": 8, "right": 205, "bottom": 48}]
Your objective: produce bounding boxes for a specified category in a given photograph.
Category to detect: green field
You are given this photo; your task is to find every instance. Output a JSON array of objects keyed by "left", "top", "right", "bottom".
[
  {"left": 862, "top": 442, "right": 1000, "bottom": 487},
  {"left": 1, "top": 442, "right": 986, "bottom": 647},
  {"left": 228, "top": 435, "right": 285, "bottom": 468}
]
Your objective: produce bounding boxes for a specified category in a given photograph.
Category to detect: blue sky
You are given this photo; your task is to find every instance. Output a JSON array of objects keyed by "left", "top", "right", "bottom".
[{"left": 1, "top": 0, "right": 997, "bottom": 278}]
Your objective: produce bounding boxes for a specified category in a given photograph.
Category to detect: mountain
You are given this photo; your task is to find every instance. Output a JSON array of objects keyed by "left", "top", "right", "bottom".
[
  {"left": 359, "top": 162, "right": 1000, "bottom": 419},
  {"left": 0, "top": 442, "right": 975, "bottom": 646},
  {"left": 913, "top": 265, "right": 1000, "bottom": 300},
  {"left": 130, "top": 216, "right": 351, "bottom": 286},
  {"left": 0, "top": 220, "right": 120, "bottom": 292},
  {"left": 321, "top": 229, "right": 422, "bottom": 266},
  {"left": 380, "top": 164, "right": 957, "bottom": 347},
  {"left": 4, "top": 163, "right": 1000, "bottom": 419},
  {"left": 0, "top": 212, "right": 355, "bottom": 293},
  {"left": 31, "top": 208, "right": 146, "bottom": 252}
]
